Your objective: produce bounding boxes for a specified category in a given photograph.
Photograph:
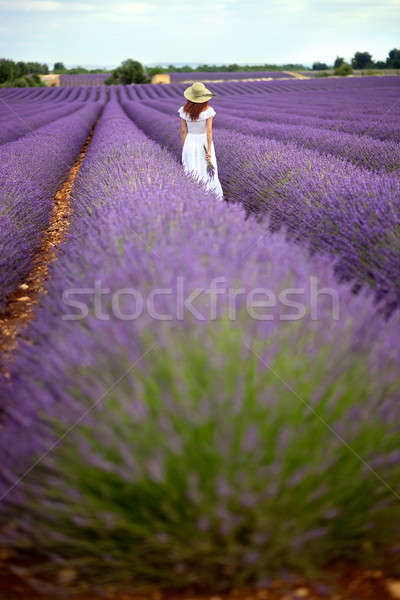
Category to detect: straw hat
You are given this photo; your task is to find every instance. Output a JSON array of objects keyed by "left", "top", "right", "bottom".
[{"left": 183, "top": 81, "right": 216, "bottom": 103}]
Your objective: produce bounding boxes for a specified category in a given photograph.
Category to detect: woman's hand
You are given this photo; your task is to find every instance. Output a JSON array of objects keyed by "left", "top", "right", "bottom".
[{"left": 205, "top": 151, "right": 211, "bottom": 161}]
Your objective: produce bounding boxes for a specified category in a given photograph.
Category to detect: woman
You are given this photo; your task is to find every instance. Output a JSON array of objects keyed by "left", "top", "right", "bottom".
[{"left": 178, "top": 82, "right": 224, "bottom": 201}]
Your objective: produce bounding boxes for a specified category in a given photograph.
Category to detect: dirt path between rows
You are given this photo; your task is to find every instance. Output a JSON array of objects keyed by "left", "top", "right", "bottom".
[{"left": 0, "top": 121, "right": 97, "bottom": 375}]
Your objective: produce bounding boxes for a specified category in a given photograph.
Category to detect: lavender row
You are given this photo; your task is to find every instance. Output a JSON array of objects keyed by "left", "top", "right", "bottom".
[
  {"left": 143, "top": 99, "right": 400, "bottom": 174},
  {"left": 0, "top": 101, "right": 91, "bottom": 145},
  {"left": 0, "top": 88, "right": 94, "bottom": 122},
  {"left": 217, "top": 103, "right": 400, "bottom": 143},
  {"left": 1, "top": 96, "right": 399, "bottom": 587},
  {"left": 215, "top": 93, "right": 400, "bottom": 122},
  {"left": 148, "top": 91, "right": 400, "bottom": 142},
  {"left": 0, "top": 86, "right": 100, "bottom": 108},
  {"left": 130, "top": 74, "right": 400, "bottom": 103},
  {"left": 123, "top": 101, "right": 400, "bottom": 312},
  {"left": 0, "top": 101, "right": 103, "bottom": 309}
]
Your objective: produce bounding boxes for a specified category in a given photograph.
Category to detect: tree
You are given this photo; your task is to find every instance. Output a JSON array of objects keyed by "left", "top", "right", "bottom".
[
  {"left": 53, "top": 62, "right": 66, "bottom": 72},
  {"left": 334, "top": 57, "right": 344, "bottom": 68},
  {"left": 374, "top": 61, "right": 387, "bottom": 69},
  {"left": 334, "top": 62, "right": 353, "bottom": 76},
  {"left": 26, "top": 61, "right": 47, "bottom": 74},
  {"left": 105, "top": 59, "right": 149, "bottom": 85},
  {"left": 0, "top": 59, "right": 16, "bottom": 83},
  {"left": 68, "top": 66, "right": 88, "bottom": 74},
  {"left": 386, "top": 48, "right": 400, "bottom": 69},
  {"left": 17, "top": 61, "right": 29, "bottom": 76},
  {"left": 146, "top": 65, "right": 168, "bottom": 76},
  {"left": 0, "top": 59, "right": 47, "bottom": 85},
  {"left": 312, "top": 62, "right": 329, "bottom": 70},
  {"left": 351, "top": 51, "right": 373, "bottom": 69}
]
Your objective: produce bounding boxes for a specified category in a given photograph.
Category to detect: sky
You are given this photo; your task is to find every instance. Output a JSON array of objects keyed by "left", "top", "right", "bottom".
[{"left": 0, "top": 0, "right": 399, "bottom": 68}]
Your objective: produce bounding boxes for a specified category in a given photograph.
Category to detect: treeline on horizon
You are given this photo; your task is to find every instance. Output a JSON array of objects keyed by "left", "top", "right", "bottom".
[
  {"left": 147, "top": 62, "right": 306, "bottom": 74},
  {"left": 105, "top": 48, "right": 400, "bottom": 84},
  {"left": 311, "top": 48, "right": 400, "bottom": 71},
  {"left": 146, "top": 48, "right": 400, "bottom": 75},
  {"left": 1, "top": 47, "right": 399, "bottom": 87},
  {"left": 0, "top": 59, "right": 113, "bottom": 87}
]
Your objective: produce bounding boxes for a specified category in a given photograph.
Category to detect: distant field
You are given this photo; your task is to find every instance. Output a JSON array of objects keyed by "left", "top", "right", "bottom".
[
  {"left": 59, "top": 73, "right": 110, "bottom": 86},
  {"left": 302, "top": 68, "right": 400, "bottom": 77},
  {"left": 51, "top": 69, "right": 400, "bottom": 87},
  {"left": 169, "top": 70, "right": 298, "bottom": 82}
]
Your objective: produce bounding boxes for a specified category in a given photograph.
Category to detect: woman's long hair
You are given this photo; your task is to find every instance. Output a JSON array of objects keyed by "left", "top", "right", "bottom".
[{"left": 183, "top": 99, "right": 209, "bottom": 121}]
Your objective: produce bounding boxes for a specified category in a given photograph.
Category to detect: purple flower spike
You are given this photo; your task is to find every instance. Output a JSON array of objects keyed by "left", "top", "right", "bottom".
[{"left": 203, "top": 144, "right": 215, "bottom": 178}]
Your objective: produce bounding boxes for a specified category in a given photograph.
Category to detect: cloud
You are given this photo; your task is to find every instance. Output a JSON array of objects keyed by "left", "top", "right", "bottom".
[
  {"left": 93, "top": 2, "right": 155, "bottom": 23},
  {"left": 1, "top": 0, "right": 398, "bottom": 65},
  {"left": 0, "top": 0, "right": 153, "bottom": 13},
  {"left": 0, "top": 0, "right": 92, "bottom": 10},
  {"left": 0, "top": 0, "right": 156, "bottom": 24}
]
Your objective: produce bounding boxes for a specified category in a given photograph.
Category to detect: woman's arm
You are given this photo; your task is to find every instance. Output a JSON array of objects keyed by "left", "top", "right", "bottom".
[
  {"left": 180, "top": 118, "right": 187, "bottom": 147},
  {"left": 205, "top": 116, "right": 213, "bottom": 160}
]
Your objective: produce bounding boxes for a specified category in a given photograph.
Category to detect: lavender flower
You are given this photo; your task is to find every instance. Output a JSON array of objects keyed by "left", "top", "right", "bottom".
[{"left": 203, "top": 143, "right": 215, "bottom": 178}]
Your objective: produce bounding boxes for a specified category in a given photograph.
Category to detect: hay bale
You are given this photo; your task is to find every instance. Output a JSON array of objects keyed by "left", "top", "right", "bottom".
[
  {"left": 151, "top": 73, "right": 171, "bottom": 84},
  {"left": 38, "top": 74, "right": 60, "bottom": 87}
]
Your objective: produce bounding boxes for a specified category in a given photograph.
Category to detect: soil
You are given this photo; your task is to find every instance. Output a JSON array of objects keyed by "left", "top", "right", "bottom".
[{"left": 0, "top": 560, "right": 398, "bottom": 600}]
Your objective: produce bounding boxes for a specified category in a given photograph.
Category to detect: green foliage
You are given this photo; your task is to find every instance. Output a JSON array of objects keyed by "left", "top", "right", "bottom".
[
  {"left": 53, "top": 62, "right": 109, "bottom": 74},
  {"left": 315, "top": 72, "right": 330, "bottom": 77},
  {"left": 0, "top": 58, "right": 48, "bottom": 84},
  {"left": 351, "top": 51, "right": 373, "bottom": 69},
  {"left": 312, "top": 62, "right": 329, "bottom": 70},
  {"left": 0, "top": 59, "right": 14, "bottom": 82},
  {"left": 106, "top": 58, "right": 150, "bottom": 85},
  {"left": 0, "top": 73, "right": 45, "bottom": 88},
  {"left": 386, "top": 48, "right": 400, "bottom": 69},
  {"left": 5, "top": 322, "right": 400, "bottom": 589},
  {"left": 16, "top": 60, "right": 29, "bottom": 75},
  {"left": 26, "top": 61, "right": 49, "bottom": 74},
  {"left": 146, "top": 65, "right": 168, "bottom": 77},
  {"left": 53, "top": 61, "right": 66, "bottom": 72},
  {"left": 162, "top": 62, "right": 308, "bottom": 73},
  {"left": 334, "top": 63, "right": 353, "bottom": 76},
  {"left": 333, "top": 57, "right": 344, "bottom": 68},
  {"left": 68, "top": 65, "right": 89, "bottom": 74},
  {"left": 11, "top": 76, "right": 30, "bottom": 87}
]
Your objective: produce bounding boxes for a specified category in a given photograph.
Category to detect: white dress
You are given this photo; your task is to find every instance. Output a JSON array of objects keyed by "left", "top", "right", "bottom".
[{"left": 178, "top": 105, "right": 224, "bottom": 200}]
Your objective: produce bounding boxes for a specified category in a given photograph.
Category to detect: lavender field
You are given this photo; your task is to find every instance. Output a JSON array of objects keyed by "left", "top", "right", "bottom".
[
  {"left": 59, "top": 73, "right": 111, "bottom": 87},
  {"left": 54, "top": 71, "right": 296, "bottom": 87},
  {"left": 169, "top": 70, "right": 297, "bottom": 82},
  {"left": 0, "top": 76, "right": 399, "bottom": 593}
]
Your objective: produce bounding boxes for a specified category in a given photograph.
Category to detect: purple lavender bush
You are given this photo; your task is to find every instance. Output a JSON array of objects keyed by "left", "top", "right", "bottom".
[
  {"left": 123, "top": 101, "right": 400, "bottom": 314},
  {"left": 0, "top": 101, "right": 103, "bottom": 309},
  {"left": 141, "top": 97, "right": 400, "bottom": 174},
  {"left": 0, "top": 96, "right": 90, "bottom": 145},
  {"left": 0, "top": 98, "right": 400, "bottom": 591}
]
